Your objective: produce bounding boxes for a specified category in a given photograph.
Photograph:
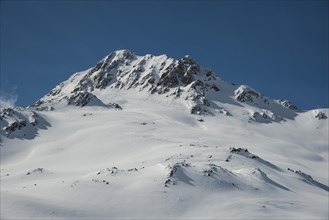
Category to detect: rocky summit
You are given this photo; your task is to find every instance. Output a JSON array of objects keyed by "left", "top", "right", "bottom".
[{"left": 32, "top": 50, "right": 306, "bottom": 118}]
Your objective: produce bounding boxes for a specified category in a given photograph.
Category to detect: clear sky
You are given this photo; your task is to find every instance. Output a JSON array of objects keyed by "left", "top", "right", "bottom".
[{"left": 1, "top": 0, "right": 328, "bottom": 110}]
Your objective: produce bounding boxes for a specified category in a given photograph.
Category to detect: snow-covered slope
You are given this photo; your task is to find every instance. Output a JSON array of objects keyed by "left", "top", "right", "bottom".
[{"left": 1, "top": 50, "right": 328, "bottom": 219}]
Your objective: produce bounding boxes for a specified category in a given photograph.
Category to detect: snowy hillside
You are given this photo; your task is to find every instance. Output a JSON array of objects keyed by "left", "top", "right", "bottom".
[{"left": 1, "top": 50, "right": 328, "bottom": 219}]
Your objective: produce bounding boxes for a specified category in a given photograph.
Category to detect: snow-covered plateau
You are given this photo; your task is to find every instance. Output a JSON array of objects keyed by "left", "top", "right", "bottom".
[{"left": 1, "top": 50, "right": 328, "bottom": 219}]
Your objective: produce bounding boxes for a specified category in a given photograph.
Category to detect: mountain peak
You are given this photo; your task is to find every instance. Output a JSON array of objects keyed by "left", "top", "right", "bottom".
[
  {"left": 110, "top": 49, "right": 135, "bottom": 60},
  {"left": 30, "top": 50, "right": 309, "bottom": 122}
]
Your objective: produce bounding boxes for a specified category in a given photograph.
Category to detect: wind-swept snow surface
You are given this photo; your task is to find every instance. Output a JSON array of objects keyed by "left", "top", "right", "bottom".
[{"left": 1, "top": 50, "right": 328, "bottom": 219}]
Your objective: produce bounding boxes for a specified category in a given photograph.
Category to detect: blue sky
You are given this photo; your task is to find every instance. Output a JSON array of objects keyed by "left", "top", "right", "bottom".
[{"left": 0, "top": 0, "right": 328, "bottom": 110}]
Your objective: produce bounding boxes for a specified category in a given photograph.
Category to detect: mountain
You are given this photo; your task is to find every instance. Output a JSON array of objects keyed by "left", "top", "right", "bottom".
[
  {"left": 32, "top": 50, "right": 300, "bottom": 118},
  {"left": 1, "top": 50, "right": 328, "bottom": 219}
]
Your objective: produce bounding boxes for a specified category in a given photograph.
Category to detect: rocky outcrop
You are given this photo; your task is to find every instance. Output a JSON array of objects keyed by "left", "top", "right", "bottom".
[
  {"left": 235, "top": 86, "right": 269, "bottom": 104},
  {"left": 250, "top": 110, "right": 282, "bottom": 123},
  {"left": 65, "top": 91, "right": 105, "bottom": 107},
  {"left": 0, "top": 107, "right": 49, "bottom": 140}
]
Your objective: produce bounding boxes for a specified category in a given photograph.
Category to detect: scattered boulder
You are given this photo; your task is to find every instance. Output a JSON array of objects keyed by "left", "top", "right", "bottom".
[
  {"left": 202, "top": 168, "right": 213, "bottom": 176},
  {"left": 315, "top": 111, "right": 327, "bottom": 120},
  {"left": 211, "top": 84, "right": 220, "bottom": 91},
  {"left": 225, "top": 155, "right": 232, "bottom": 162},
  {"left": 26, "top": 168, "right": 44, "bottom": 175},
  {"left": 109, "top": 103, "right": 122, "bottom": 110},
  {"left": 230, "top": 147, "right": 249, "bottom": 153}
]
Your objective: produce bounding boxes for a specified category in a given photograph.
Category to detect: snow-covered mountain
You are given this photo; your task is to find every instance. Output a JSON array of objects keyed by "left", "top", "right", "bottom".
[
  {"left": 1, "top": 50, "right": 328, "bottom": 219},
  {"left": 32, "top": 49, "right": 300, "bottom": 119}
]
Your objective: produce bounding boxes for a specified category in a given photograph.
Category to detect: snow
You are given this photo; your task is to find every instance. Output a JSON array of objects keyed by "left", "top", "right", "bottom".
[
  {"left": 1, "top": 50, "right": 328, "bottom": 219},
  {"left": 1, "top": 91, "right": 328, "bottom": 219}
]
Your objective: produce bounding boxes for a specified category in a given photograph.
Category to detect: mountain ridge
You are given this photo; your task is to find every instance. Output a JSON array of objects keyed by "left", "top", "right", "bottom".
[{"left": 32, "top": 50, "right": 302, "bottom": 117}]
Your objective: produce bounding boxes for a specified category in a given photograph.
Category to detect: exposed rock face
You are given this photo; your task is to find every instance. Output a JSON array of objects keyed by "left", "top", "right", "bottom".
[
  {"left": 157, "top": 55, "right": 200, "bottom": 89},
  {"left": 276, "top": 99, "right": 299, "bottom": 111},
  {"left": 88, "top": 50, "right": 135, "bottom": 89}
]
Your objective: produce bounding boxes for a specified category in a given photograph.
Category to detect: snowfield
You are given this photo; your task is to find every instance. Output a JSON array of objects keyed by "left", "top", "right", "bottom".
[{"left": 1, "top": 50, "right": 328, "bottom": 219}]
